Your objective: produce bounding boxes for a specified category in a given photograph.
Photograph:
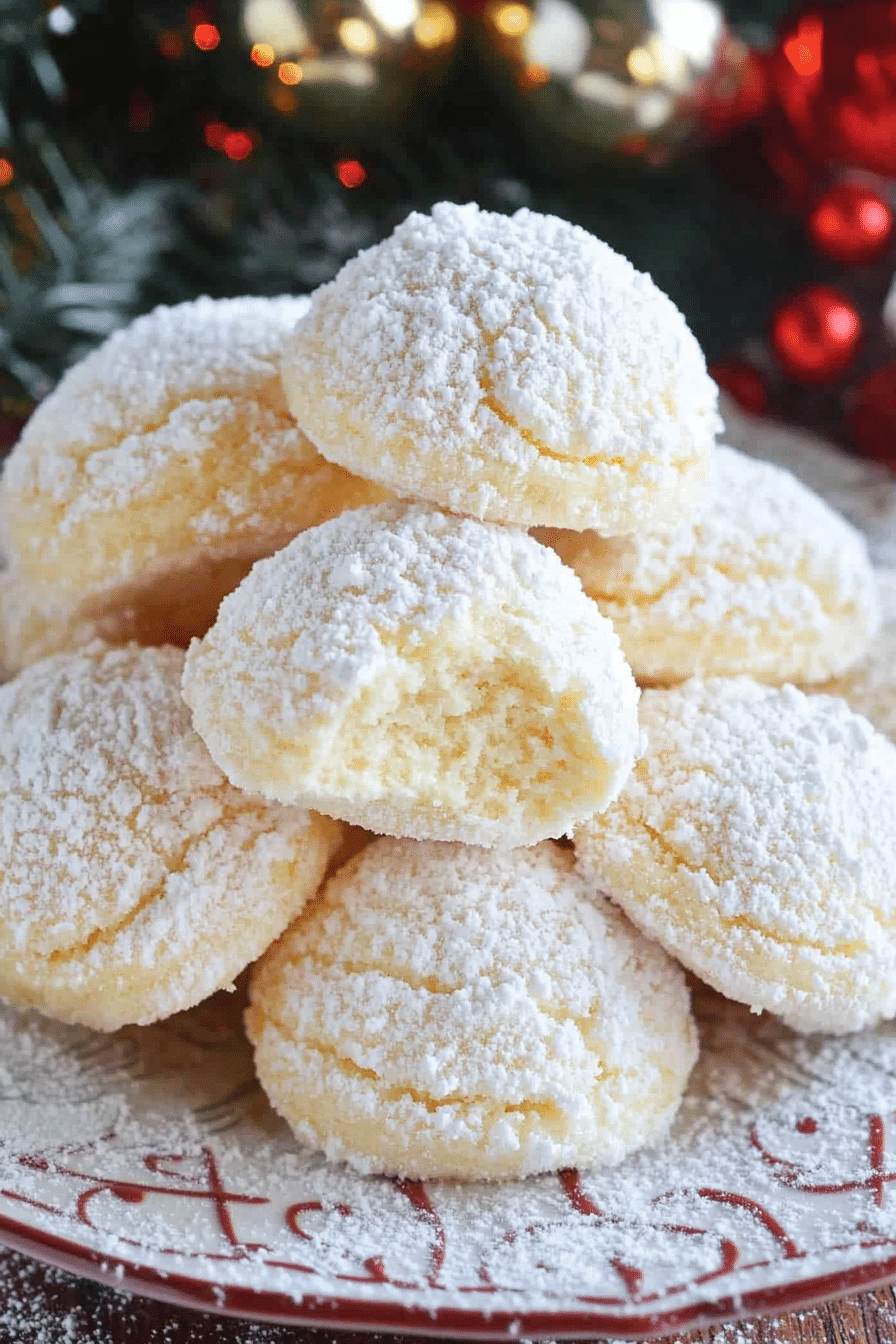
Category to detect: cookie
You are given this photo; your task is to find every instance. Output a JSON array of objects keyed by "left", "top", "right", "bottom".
[
  {"left": 535, "top": 446, "right": 879, "bottom": 686},
  {"left": 246, "top": 838, "right": 697, "bottom": 1180},
  {"left": 281, "top": 202, "right": 720, "bottom": 533},
  {"left": 575, "top": 677, "right": 896, "bottom": 1033},
  {"left": 814, "top": 568, "right": 896, "bottom": 740},
  {"left": 0, "top": 296, "right": 389, "bottom": 639},
  {"left": 182, "top": 502, "right": 640, "bottom": 847},
  {"left": 0, "top": 643, "right": 342, "bottom": 1030}
]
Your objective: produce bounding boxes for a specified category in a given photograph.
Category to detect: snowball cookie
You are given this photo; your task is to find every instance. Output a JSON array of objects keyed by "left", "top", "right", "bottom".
[
  {"left": 182, "top": 502, "right": 640, "bottom": 847},
  {"left": 0, "top": 295, "right": 390, "bottom": 632},
  {"left": 575, "top": 677, "right": 896, "bottom": 1034},
  {"left": 281, "top": 202, "right": 720, "bottom": 533},
  {"left": 246, "top": 839, "right": 697, "bottom": 1181},
  {"left": 815, "top": 569, "right": 896, "bottom": 741},
  {"left": 534, "top": 446, "right": 879, "bottom": 686},
  {"left": 0, "top": 643, "right": 343, "bottom": 1031}
]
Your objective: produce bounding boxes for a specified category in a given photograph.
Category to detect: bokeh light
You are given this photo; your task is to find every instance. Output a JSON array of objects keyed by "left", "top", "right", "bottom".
[
  {"left": 336, "top": 158, "right": 367, "bottom": 186},
  {"left": 193, "top": 22, "right": 221, "bottom": 49},
  {"left": 223, "top": 130, "right": 254, "bottom": 159},
  {"left": 158, "top": 30, "right": 184, "bottom": 57}
]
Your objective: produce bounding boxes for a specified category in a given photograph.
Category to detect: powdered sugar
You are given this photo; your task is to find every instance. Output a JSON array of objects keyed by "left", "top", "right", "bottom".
[
  {"left": 8, "top": 295, "right": 310, "bottom": 483},
  {"left": 575, "top": 678, "right": 896, "bottom": 1033},
  {"left": 246, "top": 840, "right": 696, "bottom": 1180},
  {"left": 185, "top": 502, "right": 624, "bottom": 721},
  {"left": 182, "top": 502, "right": 639, "bottom": 845},
  {"left": 537, "top": 444, "right": 878, "bottom": 685},
  {"left": 0, "top": 642, "right": 340, "bottom": 1029},
  {"left": 721, "top": 394, "right": 896, "bottom": 570},
  {"left": 0, "top": 983, "right": 895, "bottom": 1336},
  {"left": 282, "top": 202, "right": 720, "bottom": 531},
  {"left": 0, "top": 294, "right": 391, "bottom": 610}
]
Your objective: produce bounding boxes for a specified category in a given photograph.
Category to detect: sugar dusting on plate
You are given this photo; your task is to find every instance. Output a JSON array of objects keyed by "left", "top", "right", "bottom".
[{"left": 0, "top": 980, "right": 895, "bottom": 1331}]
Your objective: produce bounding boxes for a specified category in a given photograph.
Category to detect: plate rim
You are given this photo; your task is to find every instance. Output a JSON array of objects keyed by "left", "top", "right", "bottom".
[{"left": 1, "top": 1201, "right": 896, "bottom": 1340}]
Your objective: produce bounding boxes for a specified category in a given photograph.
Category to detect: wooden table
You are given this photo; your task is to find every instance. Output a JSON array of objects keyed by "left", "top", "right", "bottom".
[{"left": 0, "top": 1248, "right": 894, "bottom": 1344}]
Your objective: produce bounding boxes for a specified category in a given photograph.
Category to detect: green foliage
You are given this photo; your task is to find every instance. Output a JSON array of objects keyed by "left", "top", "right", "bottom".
[{"left": 0, "top": 127, "right": 221, "bottom": 401}]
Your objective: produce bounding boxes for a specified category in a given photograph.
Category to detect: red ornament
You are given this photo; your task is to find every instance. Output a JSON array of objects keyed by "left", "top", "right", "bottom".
[
  {"left": 846, "top": 360, "right": 896, "bottom": 460},
  {"left": 808, "top": 182, "right": 894, "bottom": 262},
  {"left": 770, "top": 284, "right": 862, "bottom": 382},
  {"left": 771, "top": 1, "right": 896, "bottom": 177},
  {"left": 708, "top": 358, "right": 769, "bottom": 415},
  {"left": 699, "top": 43, "right": 770, "bottom": 138}
]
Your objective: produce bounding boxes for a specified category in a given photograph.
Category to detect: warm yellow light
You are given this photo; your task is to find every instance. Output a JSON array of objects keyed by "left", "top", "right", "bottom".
[
  {"left": 414, "top": 1, "right": 456, "bottom": 47},
  {"left": 626, "top": 45, "right": 657, "bottom": 82},
  {"left": 339, "top": 16, "right": 378, "bottom": 51},
  {"left": 645, "top": 34, "right": 688, "bottom": 88},
  {"left": 278, "top": 59, "right": 303, "bottom": 82},
  {"left": 494, "top": 2, "right": 530, "bottom": 36},
  {"left": 251, "top": 42, "right": 276, "bottom": 64}
]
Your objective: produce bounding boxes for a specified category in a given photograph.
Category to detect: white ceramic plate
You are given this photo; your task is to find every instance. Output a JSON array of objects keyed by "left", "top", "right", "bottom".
[{"left": 1, "top": 404, "right": 895, "bottom": 1340}]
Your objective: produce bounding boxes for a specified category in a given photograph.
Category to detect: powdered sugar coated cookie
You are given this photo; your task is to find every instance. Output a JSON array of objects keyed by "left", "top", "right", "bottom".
[
  {"left": 182, "top": 502, "right": 640, "bottom": 846},
  {"left": 535, "top": 446, "right": 878, "bottom": 686},
  {"left": 246, "top": 838, "right": 697, "bottom": 1180},
  {"left": 0, "top": 296, "right": 389, "bottom": 636},
  {"left": 0, "top": 643, "right": 343, "bottom": 1030},
  {"left": 575, "top": 677, "right": 896, "bottom": 1033},
  {"left": 815, "top": 568, "right": 896, "bottom": 741},
  {"left": 282, "top": 202, "right": 720, "bottom": 532}
]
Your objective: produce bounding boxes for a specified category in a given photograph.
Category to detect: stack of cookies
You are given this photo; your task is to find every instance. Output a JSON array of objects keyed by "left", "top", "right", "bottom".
[{"left": 0, "top": 201, "right": 894, "bottom": 1184}]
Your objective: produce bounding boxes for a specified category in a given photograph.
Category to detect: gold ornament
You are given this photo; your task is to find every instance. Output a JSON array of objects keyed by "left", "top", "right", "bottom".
[
  {"left": 478, "top": 0, "right": 753, "bottom": 164},
  {"left": 237, "top": 0, "right": 459, "bottom": 138}
]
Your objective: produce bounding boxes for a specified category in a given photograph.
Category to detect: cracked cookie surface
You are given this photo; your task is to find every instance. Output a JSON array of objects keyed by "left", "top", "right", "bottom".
[
  {"left": 246, "top": 838, "right": 697, "bottom": 1180},
  {"left": 536, "top": 446, "right": 879, "bottom": 686},
  {"left": 0, "top": 296, "right": 389, "bottom": 653},
  {"left": 281, "top": 202, "right": 720, "bottom": 532},
  {"left": 0, "top": 642, "right": 342, "bottom": 1029},
  {"left": 575, "top": 677, "right": 896, "bottom": 1033}
]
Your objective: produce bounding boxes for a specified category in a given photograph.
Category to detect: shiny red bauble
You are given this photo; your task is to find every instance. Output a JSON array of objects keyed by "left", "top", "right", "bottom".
[
  {"left": 846, "top": 361, "right": 896, "bottom": 460},
  {"left": 808, "top": 182, "right": 894, "bottom": 262},
  {"left": 771, "top": 0, "right": 896, "bottom": 177},
  {"left": 770, "top": 285, "right": 863, "bottom": 382}
]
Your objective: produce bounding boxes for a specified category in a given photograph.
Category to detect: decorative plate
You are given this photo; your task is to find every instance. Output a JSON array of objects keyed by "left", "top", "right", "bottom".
[
  {"left": 0, "top": 984, "right": 896, "bottom": 1340},
  {"left": 1, "top": 402, "right": 896, "bottom": 1341}
]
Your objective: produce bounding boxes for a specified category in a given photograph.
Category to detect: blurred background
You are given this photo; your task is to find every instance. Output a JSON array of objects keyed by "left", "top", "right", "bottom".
[{"left": 2, "top": 0, "right": 896, "bottom": 460}]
